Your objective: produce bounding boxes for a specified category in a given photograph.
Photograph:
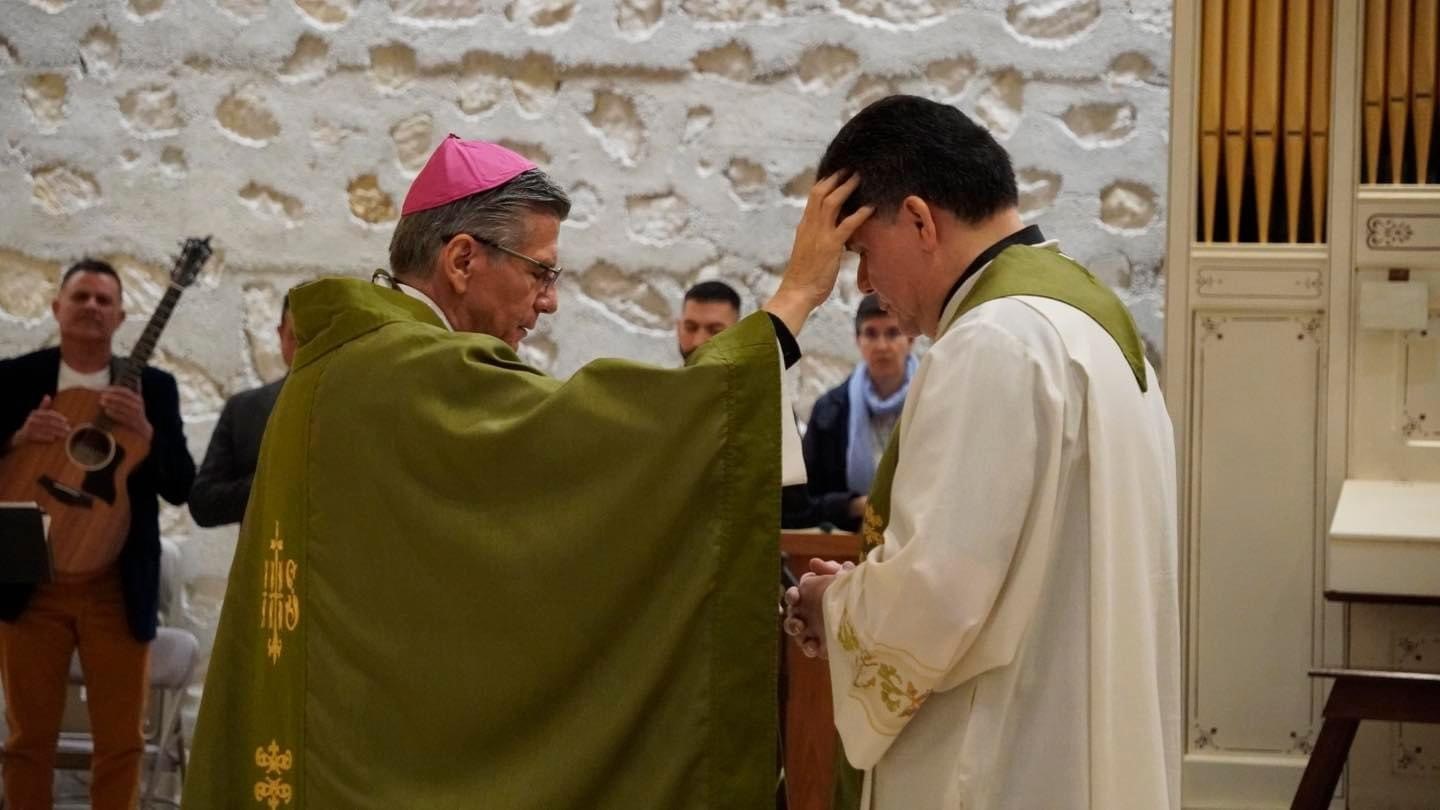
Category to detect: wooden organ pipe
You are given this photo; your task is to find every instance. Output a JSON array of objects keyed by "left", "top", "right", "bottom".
[
  {"left": 1414, "top": 0, "right": 1437, "bottom": 183},
  {"left": 1283, "top": 0, "right": 1312, "bottom": 243},
  {"left": 1389, "top": 0, "right": 1414, "bottom": 184},
  {"left": 1201, "top": 0, "right": 1226, "bottom": 241},
  {"left": 1364, "top": 0, "right": 1388, "bottom": 182},
  {"left": 1252, "top": 0, "right": 1283, "bottom": 242},
  {"left": 1310, "top": 0, "right": 1332, "bottom": 238},
  {"left": 1224, "top": 0, "right": 1254, "bottom": 241}
]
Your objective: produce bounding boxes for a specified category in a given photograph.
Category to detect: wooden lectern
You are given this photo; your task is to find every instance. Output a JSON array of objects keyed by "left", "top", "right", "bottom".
[{"left": 781, "top": 530, "right": 862, "bottom": 810}]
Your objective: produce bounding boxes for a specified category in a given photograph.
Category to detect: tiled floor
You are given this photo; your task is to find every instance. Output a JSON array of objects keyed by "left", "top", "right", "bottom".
[{"left": 5, "top": 769, "right": 181, "bottom": 809}]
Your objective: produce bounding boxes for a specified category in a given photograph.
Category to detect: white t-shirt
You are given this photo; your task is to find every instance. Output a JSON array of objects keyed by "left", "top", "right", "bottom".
[{"left": 58, "top": 361, "right": 109, "bottom": 392}]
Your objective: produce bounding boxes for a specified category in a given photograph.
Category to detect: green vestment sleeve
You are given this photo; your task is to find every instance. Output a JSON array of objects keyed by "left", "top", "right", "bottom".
[{"left": 184, "top": 278, "right": 781, "bottom": 809}]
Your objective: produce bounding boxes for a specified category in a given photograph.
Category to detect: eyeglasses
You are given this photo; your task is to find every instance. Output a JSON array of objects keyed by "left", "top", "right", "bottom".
[{"left": 462, "top": 234, "right": 563, "bottom": 291}]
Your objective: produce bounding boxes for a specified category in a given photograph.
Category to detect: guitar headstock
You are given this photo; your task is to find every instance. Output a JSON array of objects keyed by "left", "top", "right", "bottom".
[{"left": 171, "top": 237, "right": 213, "bottom": 287}]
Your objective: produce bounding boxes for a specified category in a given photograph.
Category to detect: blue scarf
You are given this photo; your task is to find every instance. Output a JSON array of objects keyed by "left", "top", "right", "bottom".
[{"left": 845, "top": 355, "right": 917, "bottom": 495}]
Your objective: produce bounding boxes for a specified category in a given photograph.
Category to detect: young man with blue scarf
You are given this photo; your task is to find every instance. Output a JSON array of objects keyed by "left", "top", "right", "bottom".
[{"left": 784, "top": 295, "right": 915, "bottom": 532}]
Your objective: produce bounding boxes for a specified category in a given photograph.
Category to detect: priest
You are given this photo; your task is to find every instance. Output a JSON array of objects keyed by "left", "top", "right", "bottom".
[
  {"left": 183, "top": 135, "right": 872, "bottom": 809},
  {"left": 783, "top": 96, "right": 1181, "bottom": 810}
]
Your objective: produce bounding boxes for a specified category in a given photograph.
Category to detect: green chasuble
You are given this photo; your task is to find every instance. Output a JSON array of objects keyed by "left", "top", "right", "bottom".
[{"left": 185, "top": 278, "right": 781, "bottom": 810}]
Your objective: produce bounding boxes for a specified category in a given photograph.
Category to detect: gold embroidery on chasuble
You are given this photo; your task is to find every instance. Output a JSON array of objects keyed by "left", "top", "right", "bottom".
[
  {"left": 253, "top": 740, "right": 294, "bottom": 808},
  {"left": 861, "top": 506, "right": 885, "bottom": 551},
  {"left": 261, "top": 521, "right": 300, "bottom": 665},
  {"left": 837, "top": 610, "right": 933, "bottom": 735}
]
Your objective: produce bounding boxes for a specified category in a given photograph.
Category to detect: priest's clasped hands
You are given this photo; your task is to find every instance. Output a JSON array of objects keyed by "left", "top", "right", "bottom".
[{"left": 782, "top": 558, "right": 856, "bottom": 659}]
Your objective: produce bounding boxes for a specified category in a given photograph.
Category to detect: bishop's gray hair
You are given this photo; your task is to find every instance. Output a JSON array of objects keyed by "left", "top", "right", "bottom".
[{"left": 388, "top": 169, "right": 571, "bottom": 279}]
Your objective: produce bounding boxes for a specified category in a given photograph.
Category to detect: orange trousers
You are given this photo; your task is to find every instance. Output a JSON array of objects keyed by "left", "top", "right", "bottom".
[{"left": 0, "top": 572, "right": 150, "bottom": 810}]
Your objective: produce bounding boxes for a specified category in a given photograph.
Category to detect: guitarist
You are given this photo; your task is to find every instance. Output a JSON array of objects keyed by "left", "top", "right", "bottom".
[{"left": 0, "top": 259, "right": 195, "bottom": 810}]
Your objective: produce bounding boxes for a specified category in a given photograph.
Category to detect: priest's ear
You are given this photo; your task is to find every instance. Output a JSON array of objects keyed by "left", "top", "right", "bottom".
[
  {"left": 901, "top": 195, "right": 940, "bottom": 250},
  {"left": 438, "top": 234, "right": 479, "bottom": 292}
]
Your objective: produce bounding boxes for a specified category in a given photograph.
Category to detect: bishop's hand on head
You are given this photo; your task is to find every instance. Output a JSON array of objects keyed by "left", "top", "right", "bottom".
[{"left": 764, "top": 172, "right": 874, "bottom": 338}]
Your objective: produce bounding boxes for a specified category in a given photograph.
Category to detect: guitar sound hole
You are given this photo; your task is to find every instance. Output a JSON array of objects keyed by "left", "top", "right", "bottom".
[{"left": 67, "top": 425, "right": 116, "bottom": 471}]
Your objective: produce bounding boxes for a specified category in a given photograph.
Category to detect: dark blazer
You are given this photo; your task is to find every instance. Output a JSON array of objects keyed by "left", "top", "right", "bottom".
[
  {"left": 0, "top": 347, "right": 195, "bottom": 642},
  {"left": 189, "top": 378, "right": 283, "bottom": 528},
  {"left": 781, "top": 380, "right": 861, "bottom": 533}
]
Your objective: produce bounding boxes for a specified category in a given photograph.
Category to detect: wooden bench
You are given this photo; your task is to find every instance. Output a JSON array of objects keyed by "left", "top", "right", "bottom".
[{"left": 1291, "top": 667, "right": 1440, "bottom": 809}]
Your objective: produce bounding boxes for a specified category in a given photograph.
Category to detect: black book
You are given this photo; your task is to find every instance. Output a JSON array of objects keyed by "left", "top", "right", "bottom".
[{"left": 0, "top": 502, "right": 52, "bottom": 584}]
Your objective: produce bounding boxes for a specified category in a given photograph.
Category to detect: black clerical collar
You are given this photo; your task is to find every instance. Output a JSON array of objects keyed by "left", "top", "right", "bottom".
[{"left": 939, "top": 224, "right": 1047, "bottom": 315}]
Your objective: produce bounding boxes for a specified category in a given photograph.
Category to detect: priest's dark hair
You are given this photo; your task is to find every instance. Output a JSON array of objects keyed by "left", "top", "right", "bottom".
[
  {"left": 61, "top": 258, "right": 123, "bottom": 293},
  {"left": 683, "top": 280, "right": 741, "bottom": 313},
  {"left": 817, "top": 95, "right": 1018, "bottom": 225},
  {"left": 388, "top": 169, "right": 571, "bottom": 279}
]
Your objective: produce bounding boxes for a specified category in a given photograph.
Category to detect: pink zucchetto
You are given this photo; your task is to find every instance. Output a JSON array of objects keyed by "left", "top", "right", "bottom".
[{"left": 400, "top": 134, "right": 538, "bottom": 216}]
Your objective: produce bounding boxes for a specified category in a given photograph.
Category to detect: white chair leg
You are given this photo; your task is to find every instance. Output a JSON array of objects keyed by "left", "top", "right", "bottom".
[{"left": 143, "top": 693, "right": 182, "bottom": 807}]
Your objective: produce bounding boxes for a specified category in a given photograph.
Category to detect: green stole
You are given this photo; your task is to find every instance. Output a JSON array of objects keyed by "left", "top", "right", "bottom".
[
  {"left": 832, "top": 244, "right": 1147, "bottom": 809},
  {"left": 858, "top": 244, "right": 1146, "bottom": 553}
]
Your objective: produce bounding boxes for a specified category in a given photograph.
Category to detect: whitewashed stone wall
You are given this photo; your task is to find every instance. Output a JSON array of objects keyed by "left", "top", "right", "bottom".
[{"left": 0, "top": 0, "right": 1171, "bottom": 727}]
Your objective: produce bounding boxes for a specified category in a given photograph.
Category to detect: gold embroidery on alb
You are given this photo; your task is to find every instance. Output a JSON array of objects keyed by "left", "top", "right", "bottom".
[
  {"left": 261, "top": 521, "right": 300, "bottom": 665},
  {"left": 838, "top": 610, "right": 930, "bottom": 722},
  {"left": 253, "top": 739, "right": 294, "bottom": 808}
]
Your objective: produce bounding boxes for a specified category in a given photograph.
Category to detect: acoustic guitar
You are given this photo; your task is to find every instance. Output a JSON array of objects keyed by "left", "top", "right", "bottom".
[{"left": 0, "top": 237, "right": 211, "bottom": 559}]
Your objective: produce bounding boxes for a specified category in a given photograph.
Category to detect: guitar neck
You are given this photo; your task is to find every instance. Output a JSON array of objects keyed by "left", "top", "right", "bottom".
[
  {"left": 115, "top": 282, "right": 186, "bottom": 392},
  {"left": 92, "top": 236, "right": 210, "bottom": 429}
]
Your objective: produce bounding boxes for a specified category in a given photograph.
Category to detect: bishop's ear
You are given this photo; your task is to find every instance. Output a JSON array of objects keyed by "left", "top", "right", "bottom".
[{"left": 439, "top": 235, "right": 478, "bottom": 293}]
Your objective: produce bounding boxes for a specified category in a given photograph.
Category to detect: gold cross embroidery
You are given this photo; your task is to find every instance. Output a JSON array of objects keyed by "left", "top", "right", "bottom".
[
  {"left": 260, "top": 521, "right": 300, "bottom": 665},
  {"left": 253, "top": 740, "right": 294, "bottom": 808}
]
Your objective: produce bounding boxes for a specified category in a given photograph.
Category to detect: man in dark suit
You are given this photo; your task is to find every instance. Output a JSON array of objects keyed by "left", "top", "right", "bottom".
[
  {"left": 0, "top": 259, "right": 195, "bottom": 810},
  {"left": 189, "top": 294, "right": 294, "bottom": 527},
  {"left": 782, "top": 295, "right": 915, "bottom": 532},
  {"left": 676, "top": 280, "right": 741, "bottom": 362}
]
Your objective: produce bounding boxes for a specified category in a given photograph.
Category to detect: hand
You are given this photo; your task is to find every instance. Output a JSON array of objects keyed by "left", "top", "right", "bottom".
[
  {"left": 764, "top": 173, "right": 874, "bottom": 337},
  {"left": 782, "top": 558, "right": 856, "bottom": 659},
  {"left": 100, "top": 387, "right": 153, "bottom": 442},
  {"left": 848, "top": 495, "right": 869, "bottom": 519},
  {"left": 11, "top": 395, "right": 70, "bottom": 448}
]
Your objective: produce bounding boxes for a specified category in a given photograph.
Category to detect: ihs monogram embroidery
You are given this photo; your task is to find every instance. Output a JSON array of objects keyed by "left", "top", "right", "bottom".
[{"left": 261, "top": 521, "right": 300, "bottom": 665}]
